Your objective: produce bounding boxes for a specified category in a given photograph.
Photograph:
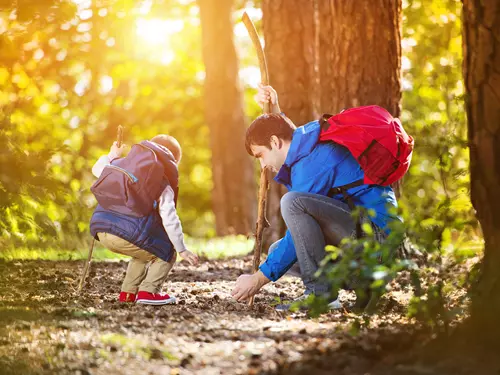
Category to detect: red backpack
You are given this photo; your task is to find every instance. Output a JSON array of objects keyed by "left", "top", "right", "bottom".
[{"left": 319, "top": 105, "right": 414, "bottom": 187}]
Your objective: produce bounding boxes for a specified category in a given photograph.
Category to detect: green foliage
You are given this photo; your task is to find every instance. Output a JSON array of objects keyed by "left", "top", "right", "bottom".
[
  {"left": 0, "top": 0, "right": 262, "bottom": 249},
  {"left": 0, "top": 0, "right": 480, "bottom": 288},
  {"left": 407, "top": 282, "right": 448, "bottom": 329},
  {"left": 304, "top": 213, "right": 414, "bottom": 317},
  {"left": 401, "top": 0, "right": 476, "bottom": 247},
  {"left": 398, "top": 0, "right": 481, "bottom": 328},
  {"left": 306, "top": 0, "right": 481, "bottom": 321}
]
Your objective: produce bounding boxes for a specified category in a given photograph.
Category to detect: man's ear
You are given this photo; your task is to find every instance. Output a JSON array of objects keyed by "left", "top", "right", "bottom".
[{"left": 270, "top": 135, "right": 283, "bottom": 149}]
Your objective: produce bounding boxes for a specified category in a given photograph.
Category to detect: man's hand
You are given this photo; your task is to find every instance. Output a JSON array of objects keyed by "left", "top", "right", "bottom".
[
  {"left": 231, "top": 271, "right": 270, "bottom": 302},
  {"left": 179, "top": 250, "right": 199, "bottom": 266},
  {"left": 255, "top": 83, "right": 281, "bottom": 114},
  {"left": 108, "top": 141, "right": 127, "bottom": 161}
]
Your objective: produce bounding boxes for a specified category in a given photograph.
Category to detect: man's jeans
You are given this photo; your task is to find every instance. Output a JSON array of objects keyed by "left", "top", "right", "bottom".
[{"left": 270, "top": 191, "right": 383, "bottom": 296}]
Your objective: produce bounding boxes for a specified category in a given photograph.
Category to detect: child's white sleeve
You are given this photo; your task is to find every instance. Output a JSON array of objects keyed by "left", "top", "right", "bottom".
[
  {"left": 158, "top": 186, "right": 187, "bottom": 253},
  {"left": 92, "top": 155, "right": 110, "bottom": 178}
]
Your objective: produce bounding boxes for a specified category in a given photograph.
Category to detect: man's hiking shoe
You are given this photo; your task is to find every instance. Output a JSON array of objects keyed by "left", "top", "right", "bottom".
[
  {"left": 136, "top": 291, "right": 176, "bottom": 305},
  {"left": 275, "top": 294, "right": 342, "bottom": 312},
  {"left": 119, "top": 292, "right": 136, "bottom": 303},
  {"left": 327, "top": 299, "right": 342, "bottom": 310},
  {"left": 275, "top": 293, "right": 309, "bottom": 311}
]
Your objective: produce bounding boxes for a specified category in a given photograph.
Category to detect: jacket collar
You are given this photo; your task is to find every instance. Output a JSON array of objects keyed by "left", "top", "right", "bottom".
[{"left": 274, "top": 120, "right": 321, "bottom": 185}]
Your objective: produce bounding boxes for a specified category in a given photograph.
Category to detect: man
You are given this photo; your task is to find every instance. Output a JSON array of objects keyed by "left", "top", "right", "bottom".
[{"left": 231, "top": 85, "right": 400, "bottom": 310}]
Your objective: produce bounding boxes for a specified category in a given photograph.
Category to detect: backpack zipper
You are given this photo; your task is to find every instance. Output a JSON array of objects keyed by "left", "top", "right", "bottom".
[
  {"left": 104, "top": 143, "right": 157, "bottom": 184},
  {"left": 106, "top": 165, "right": 138, "bottom": 183}
]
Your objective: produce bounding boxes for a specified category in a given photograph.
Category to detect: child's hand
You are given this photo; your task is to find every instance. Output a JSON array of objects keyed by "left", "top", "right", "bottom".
[
  {"left": 255, "top": 83, "right": 278, "bottom": 108},
  {"left": 179, "top": 250, "right": 199, "bottom": 266},
  {"left": 108, "top": 141, "right": 127, "bottom": 161}
]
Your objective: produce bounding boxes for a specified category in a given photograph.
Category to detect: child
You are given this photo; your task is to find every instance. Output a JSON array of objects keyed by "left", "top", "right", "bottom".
[{"left": 90, "top": 134, "right": 198, "bottom": 305}]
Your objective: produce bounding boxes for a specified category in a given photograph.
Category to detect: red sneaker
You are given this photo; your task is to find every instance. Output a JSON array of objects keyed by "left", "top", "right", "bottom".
[
  {"left": 136, "top": 291, "right": 176, "bottom": 305},
  {"left": 119, "top": 292, "right": 136, "bottom": 303}
]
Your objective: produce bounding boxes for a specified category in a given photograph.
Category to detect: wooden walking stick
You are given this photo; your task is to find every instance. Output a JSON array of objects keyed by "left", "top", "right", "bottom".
[
  {"left": 242, "top": 12, "right": 271, "bottom": 307},
  {"left": 242, "top": 12, "right": 270, "bottom": 114},
  {"left": 78, "top": 125, "right": 124, "bottom": 293},
  {"left": 116, "top": 125, "right": 123, "bottom": 148},
  {"left": 248, "top": 166, "right": 271, "bottom": 307},
  {"left": 78, "top": 238, "right": 95, "bottom": 293}
]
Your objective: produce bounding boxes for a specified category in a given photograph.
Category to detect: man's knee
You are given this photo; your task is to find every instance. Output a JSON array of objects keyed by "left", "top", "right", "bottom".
[{"left": 280, "top": 191, "right": 303, "bottom": 217}]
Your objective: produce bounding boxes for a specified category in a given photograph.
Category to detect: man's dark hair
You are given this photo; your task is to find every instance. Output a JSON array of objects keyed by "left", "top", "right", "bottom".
[
  {"left": 151, "top": 134, "right": 182, "bottom": 162},
  {"left": 245, "top": 114, "right": 296, "bottom": 156}
]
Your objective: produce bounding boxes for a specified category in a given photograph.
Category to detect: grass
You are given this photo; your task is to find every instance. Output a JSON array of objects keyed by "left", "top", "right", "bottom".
[
  {"left": 0, "top": 247, "right": 127, "bottom": 261},
  {"left": 187, "top": 235, "right": 254, "bottom": 259},
  {"left": 0, "top": 235, "right": 254, "bottom": 261},
  {"left": 0, "top": 246, "right": 127, "bottom": 261},
  {"left": 100, "top": 333, "right": 177, "bottom": 360}
]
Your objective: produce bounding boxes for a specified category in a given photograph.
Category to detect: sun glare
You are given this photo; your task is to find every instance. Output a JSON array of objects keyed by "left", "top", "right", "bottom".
[{"left": 135, "top": 18, "right": 184, "bottom": 46}]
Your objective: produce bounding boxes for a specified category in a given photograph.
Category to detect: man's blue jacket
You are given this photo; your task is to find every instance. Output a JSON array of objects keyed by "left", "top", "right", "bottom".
[{"left": 259, "top": 120, "right": 399, "bottom": 282}]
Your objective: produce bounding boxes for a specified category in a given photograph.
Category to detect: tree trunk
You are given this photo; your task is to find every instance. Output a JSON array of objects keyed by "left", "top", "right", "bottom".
[
  {"left": 199, "top": 0, "right": 256, "bottom": 236},
  {"left": 317, "top": 0, "right": 402, "bottom": 116},
  {"left": 262, "top": 0, "right": 317, "bottom": 250},
  {"left": 318, "top": 0, "right": 403, "bottom": 196},
  {"left": 463, "top": 0, "right": 500, "bottom": 336}
]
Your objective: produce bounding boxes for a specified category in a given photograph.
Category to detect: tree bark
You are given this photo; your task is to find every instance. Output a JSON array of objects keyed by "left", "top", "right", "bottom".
[
  {"left": 199, "top": 0, "right": 256, "bottom": 235},
  {"left": 261, "top": 0, "right": 317, "bottom": 250},
  {"left": 317, "top": 0, "right": 402, "bottom": 117},
  {"left": 463, "top": 0, "right": 500, "bottom": 335},
  {"left": 318, "top": 0, "right": 403, "bottom": 196},
  {"left": 261, "top": 0, "right": 403, "bottom": 246}
]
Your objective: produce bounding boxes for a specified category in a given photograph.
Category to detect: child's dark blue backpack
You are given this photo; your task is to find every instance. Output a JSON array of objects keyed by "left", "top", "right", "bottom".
[{"left": 91, "top": 141, "right": 177, "bottom": 217}]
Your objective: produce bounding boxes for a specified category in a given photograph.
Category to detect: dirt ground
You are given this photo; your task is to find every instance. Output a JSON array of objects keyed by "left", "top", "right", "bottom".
[{"left": 0, "top": 256, "right": 498, "bottom": 375}]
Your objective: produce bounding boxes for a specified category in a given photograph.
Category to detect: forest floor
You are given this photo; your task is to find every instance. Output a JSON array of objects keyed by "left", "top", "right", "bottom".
[{"left": 0, "top": 256, "right": 498, "bottom": 375}]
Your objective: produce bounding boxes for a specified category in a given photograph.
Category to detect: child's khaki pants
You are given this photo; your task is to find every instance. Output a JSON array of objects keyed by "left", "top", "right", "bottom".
[{"left": 97, "top": 232, "right": 176, "bottom": 294}]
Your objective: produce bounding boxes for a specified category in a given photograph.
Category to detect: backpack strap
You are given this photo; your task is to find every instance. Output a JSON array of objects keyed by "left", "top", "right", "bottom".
[
  {"left": 137, "top": 143, "right": 159, "bottom": 162},
  {"left": 327, "top": 179, "right": 364, "bottom": 198},
  {"left": 319, "top": 113, "right": 333, "bottom": 131},
  {"left": 319, "top": 110, "right": 347, "bottom": 131},
  {"left": 327, "top": 179, "right": 365, "bottom": 238}
]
